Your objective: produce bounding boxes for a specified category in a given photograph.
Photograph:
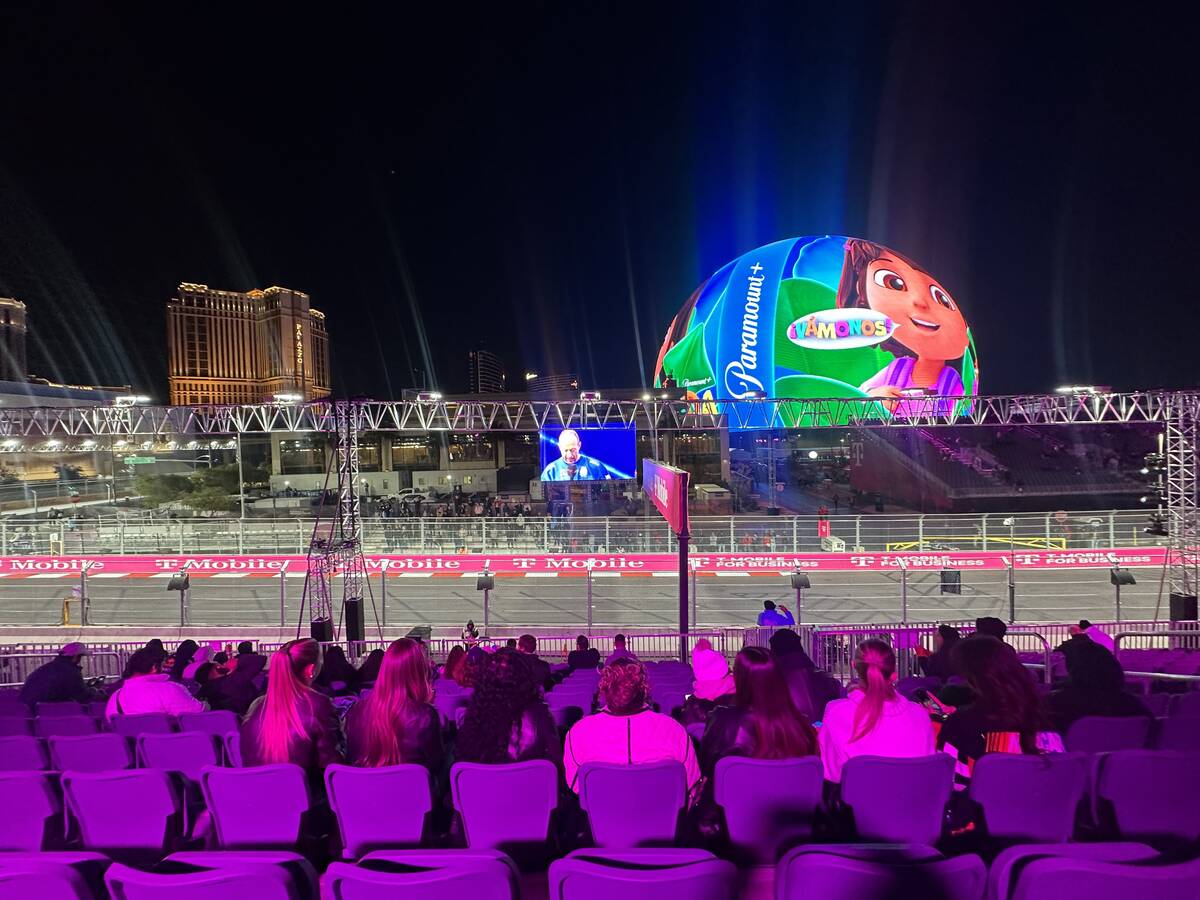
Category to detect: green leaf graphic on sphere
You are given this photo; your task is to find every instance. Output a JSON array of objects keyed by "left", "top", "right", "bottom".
[
  {"left": 775, "top": 374, "right": 888, "bottom": 426},
  {"left": 660, "top": 321, "right": 716, "bottom": 391},
  {"left": 774, "top": 278, "right": 892, "bottom": 390}
]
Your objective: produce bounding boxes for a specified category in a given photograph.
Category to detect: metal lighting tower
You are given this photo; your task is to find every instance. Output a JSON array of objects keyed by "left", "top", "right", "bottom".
[{"left": 1164, "top": 392, "right": 1200, "bottom": 600}]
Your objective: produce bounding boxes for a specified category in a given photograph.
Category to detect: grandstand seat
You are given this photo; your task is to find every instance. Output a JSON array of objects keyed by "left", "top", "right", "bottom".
[
  {"left": 549, "top": 849, "right": 736, "bottom": 900},
  {"left": 839, "top": 755, "right": 954, "bottom": 845},
  {"left": 649, "top": 686, "right": 686, "bottom": 714},
  {"left": 450, "top": 762, "right": 558, "bottom": 857},
  {"left": 0, "top": 771, "right": 62, "bottom": 850},
  {"left": 1064, "top": 716, "right": 1151, "bottom": 752},
  {"left": 1093, "top": 750, "right": 1200, "bottom": 847},
  {"left": 713, "top": 756, "right": 824, "bottom": 864},
  {"left": 324, "top": 850, "right": 520, "bottom": 900},
  {"left": 968, "top": 753, "right": 1088, "bottom": 843},
  {"left": 163, "top": 851, "right": 319, "bottom": 898},
  {"left": 85, "top": 701, "right": 108, "bottom": 719},
  {"left": 222, "top": 732, "right": 242, "bottom": 767},
  {"left": 0, "top": 698, "right": 29, "bottom": 717},
  {"left": 49, "top": 733, "right": 135, "bottom": 773},
  {"left": 1138, "top": 694, "right": 1172, "bottom": 717},
  {"left": 896, "top": 676, "right": 942, "bottom": 700},
  {"left": 177, "top": 710, "right": 239, "bottom": 736},
  {"left": 36, "top": 702, "right": 86, "bottom": 717},
  {"left": 1153, "top": 714, "right": 1200, "bottom": 750},
  {"left": 0, "top": 735, "right": 49, "bottom": 771},
  {"left": 987, "top": 843, "right": 1159, "bottom": 900},
  {"left": 62, "top": 769, "right": 183, "bottom": 860},
  {"left": 136, "top": 733, "right": 221, "bottom": 780},
  {"left": 110, "top": 713, "right": 177, "bottom": 738},
  {"left": 433, "top": 691, "right": 472, "bottom": 725},
  {"left": 0, "top": 859, "right": 93, "bottom": 899},
  {"left": 0, "top": 717, "right": 32, "bottom": 736},
  {"left": 325, "top": 764, "right": 432, "bottom": 857},
  {"left": 577, "top": 762, "right": 687, "bottom": 848},
  {"left": 776, "top": 848, "right": 986, "bottom": 900},
  {"left": 104, "top": 860, "right": 303, "bottom": 898},
  {"left": 549, "top": 703, "right": 587, "bottom": 731},
  {"left": 35, "top": 716, "right": 99, "bottom": 738},
  {"left": 1006, "top": 855, "right": 1200, "bottom": 900},
  {"left": 1172, "top": 691, "right": 1200, "bottom": 716},
  {"left": 200, "top": 764, "right": 309, "bottom": 849}
]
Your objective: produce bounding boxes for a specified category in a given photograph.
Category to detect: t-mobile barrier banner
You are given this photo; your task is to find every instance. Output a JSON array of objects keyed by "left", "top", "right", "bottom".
[
  {"left": 641, "top": 459, "right": 690, "bottom": 535},
  {"left": 0, "top": 548, "right": 1167, "bottom": 576}
]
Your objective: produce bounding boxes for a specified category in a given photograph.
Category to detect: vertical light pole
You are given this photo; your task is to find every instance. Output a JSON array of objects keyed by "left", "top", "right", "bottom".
[
  {"left": 1004, "top": 517, "right": 1017, "bottom": 622},
  {"left": 236, "top": 433, "right": 246, "bottom": 519}
]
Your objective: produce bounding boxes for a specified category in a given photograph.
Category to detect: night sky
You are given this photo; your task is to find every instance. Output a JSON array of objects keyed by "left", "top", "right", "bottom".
[{"left": 0, "top": 3, "right": 1194, "bottom": 399}]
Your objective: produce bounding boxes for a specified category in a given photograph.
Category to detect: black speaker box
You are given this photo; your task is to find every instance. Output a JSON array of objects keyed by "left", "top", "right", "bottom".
[
  {"left": 310, "top": 617, "right": 334, "bottom": 643},
  {"left": 1170, "top": 592, "right": 1198, "bottom": 621},
  {"left": 344, "top": 598, "right": 365, "bottom": 642}
]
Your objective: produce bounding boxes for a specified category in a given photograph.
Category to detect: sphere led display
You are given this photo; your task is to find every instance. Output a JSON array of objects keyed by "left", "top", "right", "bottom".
[{"left": 653, "top": 235, "right": 978, "bottom": 423}]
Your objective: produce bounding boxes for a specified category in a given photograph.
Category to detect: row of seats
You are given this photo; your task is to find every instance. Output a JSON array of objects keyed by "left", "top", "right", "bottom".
[
  {"left": 5, "top": 753, "right": 1199, "bottom": 862},
  {"left": 0, "top": 710, "right": 239, "bottom": 738},
  {"left": 0, "top": 732, "right": 239, "bottom": 774},
  {"left": 6, "top": 844, "right": 1195, "bottom": 900},
  {"left": 1063, "top": 714, "right": 1200, "bottom": 752}
]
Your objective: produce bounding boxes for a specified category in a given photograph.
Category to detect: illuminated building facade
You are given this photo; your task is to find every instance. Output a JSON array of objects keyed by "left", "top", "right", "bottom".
[
  {"left": 468, "top": 349, "right": 506, "bottom": 393},
  {"left": 0, "top": 297, "right": 28, "bottom": 383},
  {"left": 167, "top": 283, "right": 331, "bottom": 405}
]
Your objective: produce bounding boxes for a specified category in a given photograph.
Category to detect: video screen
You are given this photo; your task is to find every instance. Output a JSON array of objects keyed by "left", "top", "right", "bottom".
[{"left": 539, "top": 426, "right": 636, "bottom": 482}]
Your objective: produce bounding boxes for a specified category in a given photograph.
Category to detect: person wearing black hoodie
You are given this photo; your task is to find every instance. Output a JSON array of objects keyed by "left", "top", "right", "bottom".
[
  {"left": 767, "top": 629, "right": 842, "bottom": 722},
  {"left": 920, "top": 625, "right": 962, "bottom": 682},
  {"left": 1047, "top": 637, "right": 1150, "bottom": 733}
]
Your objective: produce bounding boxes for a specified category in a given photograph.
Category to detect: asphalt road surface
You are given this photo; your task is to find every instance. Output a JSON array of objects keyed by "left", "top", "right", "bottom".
[{"left": 0, "top": 566, "right": 1169, "bottom": 630}]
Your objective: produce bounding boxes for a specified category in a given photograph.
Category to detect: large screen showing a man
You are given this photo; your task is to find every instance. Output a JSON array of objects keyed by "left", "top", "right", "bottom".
[{"left": 538, "top": 427, "right": 635, "bottom": 482}]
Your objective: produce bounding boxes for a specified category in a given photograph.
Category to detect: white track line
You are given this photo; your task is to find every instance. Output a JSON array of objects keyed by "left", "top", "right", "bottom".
[
  {"left": 524, "top": 573, "right": 559, "bottom": 578},
  {"left": 713, "top": 572, "right": 751, "bottom": 577},
  {"left": 86, "top": 573, "right": 129, "bottom": 579},
  {"left": 398, "top": 573, "right": 433, "bottom": 578},
  {"left": 211, "top": 574, "right": 247, "bottom": 579},
  {"left": 27, "top": 573, "right": 72, "bottom": 579}
]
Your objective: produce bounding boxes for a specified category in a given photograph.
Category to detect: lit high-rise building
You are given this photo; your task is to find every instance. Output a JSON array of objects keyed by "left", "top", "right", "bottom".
[
  {"left": 167, "top": 283, "right": 331, "bottom": 406},
  {"left": 526, "top": 372, "right": 579, "bottom": 395},
  {"left": 468, "top": 349, "right": 506, "bottom": 393},
  {"left": 0, "top": 297, "right": 28, "bottom": 384}
]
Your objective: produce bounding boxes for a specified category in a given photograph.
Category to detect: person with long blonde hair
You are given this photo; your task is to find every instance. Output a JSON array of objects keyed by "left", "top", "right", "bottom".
[
  {"left": 241, "top": 639, "right": 342, "bottom": 782},
  {"left": 818, "top": 639, "right": 934, "bottom": 783},
  {"left": 345, "top": 638, "right": 443, "bottom": 769}
]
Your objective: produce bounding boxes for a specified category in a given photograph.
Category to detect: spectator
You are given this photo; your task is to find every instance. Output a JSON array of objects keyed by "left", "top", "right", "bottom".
[
  {"left": 681, "top": 639, "right": 736, "bottom": 726},
  {"left": 757, "top": 600, "right": 795, "bottom": 627},
  {"left": 919, "top": 625, "right": 962, "bottom": 681},
  {"left": 345, "top": 638, "right": 443, "bottom": 770},
  {"left": 1077, "top": 619, "right": 1115, "bottom": 652},
  {"left": 106, "top": 648, "right": 205, "bottom": 719},
  {"left": 517, "top": 634, "right": 553, "bottom": 689},
  {"left": 504, "top": 639, "right": 518, "bottom": 650},
  {"left": 168, "top": 640, "right": 200, "bottom": 683},
  {"left": 1047, "top": 638, "right": 1149, "bottom": 733},
  {"left": 605, "top": 634, "right": 638, "bottom": 665},
  {"left": 462, "top": 620, "right": 480, "bottom": 645},
  {"left": 566, "top": 658, "right": 700, "bottom": 792},
  {"left": 241, "top": 639, "right": 342, "bottom": 783},
  {"left": 181, "top": 646, "right": 212, "bottom": 681},
  {"left": 236, "top": 640, "right": 267, "bottom": 672},
  {"left": 818, "top": 640, "right": 934, "bottom": 783},
  {"left": 974, "top": 616, "right": 1008, "bottom": 639},
  {"left": 456, "top": 650, "right": 559, "bottom": 765},
  {"left": 357, "top": 649, "right": 385, "bottom": 685},
  {"left": 768, "top": 629, "right": 842, "bottom": 722},
  {"left": 939, "top": 636, "right": 1062, "bottom": 789},
  {"left": 700, "top": 647, "right": 818, "bottom": 775},
  {"left": 19, "top": 642, "right": 96, "bottom": 707},
  {"left": 442, "top": 645, "right": 468, "bottom": 684},
  {"left": 567, "top": 635, "right": 601, "bottom": 671},
  {"left": 204, "top": 644, "right": 268, "bottom": 716},
  {"left": 314, "top": 646, "right": 359, "bottom": 697}
]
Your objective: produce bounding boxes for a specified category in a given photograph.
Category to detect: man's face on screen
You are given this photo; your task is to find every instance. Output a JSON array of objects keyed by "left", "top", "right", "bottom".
[{"left": 559, "top": 431, "right": 582, "bottom": 464}]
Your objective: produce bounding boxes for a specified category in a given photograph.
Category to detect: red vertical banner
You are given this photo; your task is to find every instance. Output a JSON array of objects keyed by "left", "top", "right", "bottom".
[
  {"left": 642, "top": 459, "right": 690, "bottom": 535},
  {"left": 817, "top": 519, "right": 831, "bottom": 539}
]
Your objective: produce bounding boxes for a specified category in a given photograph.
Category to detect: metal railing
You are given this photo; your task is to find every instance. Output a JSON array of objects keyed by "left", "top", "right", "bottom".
[
  {"left": 0, "top": 650, "right": 124, "bottom": 688},
  {"left": 0, "top": 509, "right": 1163, "bottom": 557}
]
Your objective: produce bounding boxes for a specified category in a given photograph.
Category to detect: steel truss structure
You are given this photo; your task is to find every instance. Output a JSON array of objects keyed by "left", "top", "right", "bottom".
[{"left": 1, "top": 390, "right": 1194, "bottom": 599}]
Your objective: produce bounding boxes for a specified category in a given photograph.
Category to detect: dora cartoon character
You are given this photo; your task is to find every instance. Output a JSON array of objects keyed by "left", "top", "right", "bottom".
[{"left": 836, "top": 238, "right": 973, "bottom": 415}]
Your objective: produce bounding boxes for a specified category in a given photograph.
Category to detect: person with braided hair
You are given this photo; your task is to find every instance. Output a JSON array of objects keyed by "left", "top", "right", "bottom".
[
  {"left": 818, "top": 639, "right": 934, "bottom": 783},
  {"left": 454, "top": 649, "right": 559, "bottom": 766}
]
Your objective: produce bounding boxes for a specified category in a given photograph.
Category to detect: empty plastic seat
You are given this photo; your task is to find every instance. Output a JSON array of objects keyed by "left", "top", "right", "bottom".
[
  {"left": 968, "top": 753, "right": 1088, "bottom": 843},
  {"left": 0, "top": 859, "right": 93, "bottom": 899},
  {"left": 35, "top": 716, "right": 99, "bottom": 738},
  {"left": 577, "top": 762, "right": 687, "bottom": 848},
  {"left": 326, "top": 764, "right": 432, "bottom": 857},
  {"left": 1093, "top": 750, "right": 1200, "bottom": 846},
  {"left": 433, "top": 691, "right": 471, "bottom": 725},
  {"left": 137, "top": 732, "right": 221, "bottom": 780},
  {"left": 324, "top": 850, "right": 520, "bottom": 899},
  {"left": 776, "top": 848, "right": 986, "bottom": 900},
  {"left": 450, "top": 761, "right": 558, "bottom": 855},
  {"left": 105, "top": 860, "right": 302, "bottom": 898},
  {"left": 36, "top": 702, "right": 86, "bottom": 717},
  {"left": 1138, "top": 694, "right": 1172, "bottom": 717},
  {"left": 0, "top": 771, "right": 62, "bottom": 850},
  {"left": 0, "top": 735, "right": 49, "bottom": 771},
  {"left": 163, "top": 851, "right": 318, "bottom": 898},
  {"left": 1007, "top": 854, "right": 1200, "bottom": 900},
  {"left": 988, "top": 842, "right": 1160, "bottom": 900},
  {"left": 200, "top": 764, "right": 309, "bottom": 849},
  {"left": 1064, "top": 716, "right": 1150, "bottom": 752},
  {"left": 896, "top": 676, "right": 942, "bottom": 700},
  {"left": 110, "top": 714, "right": 177, "bottom": 738},
  {"left": 1154, "top": 714, "right": 1200, "bottom": 751},
  {"left": 62, "top": 769, "right": 182, "bottom": 858},
  {"left": 0, "top": 717, "right": 32, "bottom": 736},
  {"left": 49, "top": 733, "right": 134, "bottom": 773},
  {"left": 1172, "top": 691, "right": 1200, "bottom": 716},
  {"left": 222, "top": 732, "right": 242, "bottom": 767},
  {"left": 549, "top": 849, "right": 736, "bottom": 900},
  {"left": 177, "top": 710, "right": 239, "bottom": 736},
  {"left": 839, "top": 755, "right": 954, "bottom": 845},
  {"left": 0, "top": 698, "right": 30, "bottom": 717},
  {"left": 714, "top": 756, "right": 824, "bottom": 863}
]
